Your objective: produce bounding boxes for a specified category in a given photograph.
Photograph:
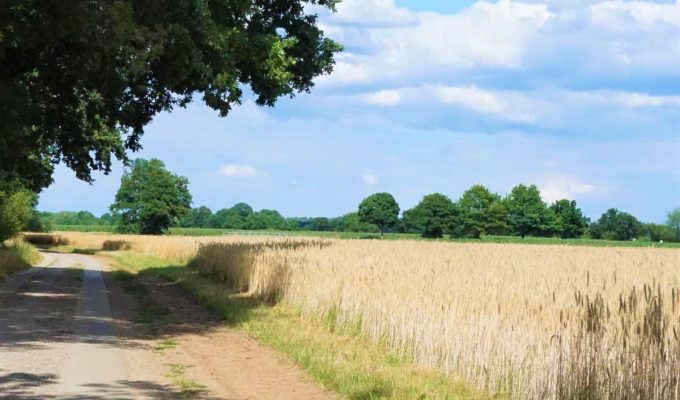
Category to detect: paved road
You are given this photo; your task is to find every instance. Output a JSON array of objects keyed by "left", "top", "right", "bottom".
[{"left": 0, "top": 252, "right": 134, "bottom": 399}]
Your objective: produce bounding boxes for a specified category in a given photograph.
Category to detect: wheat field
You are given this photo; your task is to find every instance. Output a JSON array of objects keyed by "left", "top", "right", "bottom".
[{"left": 46, "top": 232, "right": 680, "bottom": 399}]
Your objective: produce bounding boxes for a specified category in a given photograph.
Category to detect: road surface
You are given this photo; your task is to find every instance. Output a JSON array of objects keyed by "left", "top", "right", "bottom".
[{"left": 0, "top": 251, "right": 335, "bottom": 400}]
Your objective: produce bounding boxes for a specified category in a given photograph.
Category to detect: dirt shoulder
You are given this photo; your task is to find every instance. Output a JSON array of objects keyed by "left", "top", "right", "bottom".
[{"left": 100, "top": 255, "right": 336, "bottom": 400}]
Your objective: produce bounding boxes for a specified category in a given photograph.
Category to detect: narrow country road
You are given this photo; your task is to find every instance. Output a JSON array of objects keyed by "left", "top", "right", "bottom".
[
  {"left": 0, "top": 252, "right": 136, "bottom": 399},
  {"left": 0, "top": 251, "right": 335, "bottom": 400}
]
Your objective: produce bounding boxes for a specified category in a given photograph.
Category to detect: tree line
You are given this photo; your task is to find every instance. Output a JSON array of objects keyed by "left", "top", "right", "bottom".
[
  {"left": 17, "top": 159, "right": 678, "bottom": 243},
  {"left": 357, "top": 188, "right": 680, "bottom": 242}
]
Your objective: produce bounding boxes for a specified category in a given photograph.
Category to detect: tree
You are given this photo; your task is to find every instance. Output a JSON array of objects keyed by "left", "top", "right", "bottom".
[
  {"left": 0, "top": 185, "right": 35, "bottom": 242},
  {"left": 550, "top": 199, "right": 589, "bottom": 239},
  {"left": 506, "top": 184, "right": 556, "bottom": 238},
  {"left": 213, "top": 203, "right": 254, "bottom": 229},
  {"left": 667, "top": 208, "right": 680, "bottom": 241},
  {"left": 110, "top": 159, "right": 192, "bottom": 234},
  {"left": 1, "top": 1, "right": 342, "bottom": 192},
  {"left": 589, "top": 208, "right": 642, "bottom": 241},
  {"left": 180, "top": 206, "right": 214, "bottom": 228},
  {"left": 309, "top": 217, "right": 332, "bottom": 232},
  {"left": 407, "top": 193, "right": 457, "bottom": 238},
  {"left": 358, "top": 193, "right": 400, "bottom": 237},
  {"left": 331, "top": 213, "right": 379, "bottom": 233},
  {"left": 457, "top": 185, "right": 508, "bottom": 239},
  {"left": 643, "top": 223, "right": 677, "bottom": 243},
  {"left": 246, "top": 209, "right": 289, "bottom": 230}
]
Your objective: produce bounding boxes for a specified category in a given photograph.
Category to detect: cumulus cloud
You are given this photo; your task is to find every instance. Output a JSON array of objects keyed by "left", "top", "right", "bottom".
[
  {"left": 363, "top": 89, "right": 402, "bottom": 106},
  {"left": 315, "top": 0, "right": 680, "bottom": 88},
  {"left": 219, "top": 164, "right": 258, "bottom": 178},
  {"left": 436, "top": 85, "right": 537, "bottom": 123},
  {"left": 362, "top": 174, "right": 380, "bottom": 185},
  {"left": 540, "top": 177, "right": 596, "bottom": 203}
]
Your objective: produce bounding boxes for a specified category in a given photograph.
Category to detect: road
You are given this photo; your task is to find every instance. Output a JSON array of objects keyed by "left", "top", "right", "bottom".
[
  {"left": 0, "top": 251, "right": 335, "bottom": 400},
  {"left": 0, "top": 252, "right": 137, "bottom": 399}
]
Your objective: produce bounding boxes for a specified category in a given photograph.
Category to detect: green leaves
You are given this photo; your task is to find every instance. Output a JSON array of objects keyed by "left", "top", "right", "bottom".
[
  {"left": 0, "top": 0, "right": 341, "bottom": 191},
  {"left": 110, "top": 159, "right": 192, "bottom": 234},
  {"left": 358, "top": 193, "right": 400, "bottom": 236}
]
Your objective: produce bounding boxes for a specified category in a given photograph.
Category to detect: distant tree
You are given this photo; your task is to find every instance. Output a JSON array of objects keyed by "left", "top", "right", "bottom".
[
  {"left": 550, "top": 199, "right": 589, "bottom": 239},
  {"left": 667, "top": 208, "right": 680, "bottom": 240},
  {"left": 213, "top": 203, "right": 254, "bottom": 229},
  {"left": 47, "top": 210, "right": 100, "bottom": 226},
  {"left": 0, "top": 184, "right": 35, "bottom": 242},
  {"left": 1, "top": 1, "right": 341, "bottom": 192},
  {"left": 358, "top": 193, "right": 400, "bottom": 237},
  {"left": 334, "top": 213, "right": 379, "bottom": 233},
  {"left": 506, "top": 184, "right": 556, "bottom": 238},
  {"left": 110, "top": 159, "right": 192, "bottom": 235},
  {"left": 180, "top": 206, "right": 214, "bottom": 228},
  {"left": 643, "top": 223, "right": 677, "bottom": 243},
  {"left": 309, "top": 217, "right": 332, "bottom": 232},
  {"left": 246, "top": 209, "right": 289, "bottom": 230},
  {"left": 99, "top": 213, "right": 120, "bottom": 226},
  {"left": 589, "top": 208, "right": 642, "bottom": 241},
  {"left": 457, "top": 185, "right": 508, "bottom": 239},
  {"left": 408, "top": 193, "right": 457, "bottom": 238}
]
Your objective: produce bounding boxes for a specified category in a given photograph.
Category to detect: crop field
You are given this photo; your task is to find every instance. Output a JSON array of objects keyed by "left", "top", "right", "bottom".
[{"left": 37, "top": 231, "right": 680, "bottom": 400}]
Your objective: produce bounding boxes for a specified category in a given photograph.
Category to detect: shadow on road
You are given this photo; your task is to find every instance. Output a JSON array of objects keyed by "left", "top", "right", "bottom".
[{"left": 0, "top": 257, "right": 227, "bottom": 399}]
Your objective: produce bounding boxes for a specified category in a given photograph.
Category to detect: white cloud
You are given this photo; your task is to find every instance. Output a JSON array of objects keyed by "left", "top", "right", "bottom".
[
  {"left": 436, "top": 85, "right": 537, "bottom": 123},
  {"left": 363, "top": 89, "right": 402, "bottom": 106},
  {"left": 219, "top": 164, "right": 258, "bottom": 178},
  {"left": 333, "top": 0, "right": 418, "bottom": 27},
  {"left": 362, "top": 174, "right": 380, "bottom": 185},
  {"left": 540, "top": 177, "right": 596, "bottom": 203}
]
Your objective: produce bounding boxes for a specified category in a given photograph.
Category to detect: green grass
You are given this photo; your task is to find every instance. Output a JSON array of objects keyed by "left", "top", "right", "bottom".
[
  {"left": 106, "top": 251, "right": 492, "bottom": 400},
  {"left": 166, "top": 363, "right": 206, "bottom": 397},
  {"left": 0, "top": 240, "right": 41, "bottom": 280}
]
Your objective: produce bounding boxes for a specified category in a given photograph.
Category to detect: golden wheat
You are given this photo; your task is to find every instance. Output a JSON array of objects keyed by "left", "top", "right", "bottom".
[{"left": 52, "top": 232, "right": 680, "bottom": 399}]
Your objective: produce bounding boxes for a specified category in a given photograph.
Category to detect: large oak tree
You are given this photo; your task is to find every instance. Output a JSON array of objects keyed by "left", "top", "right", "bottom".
[{"left": 1, "top": 0, "right": 341, "bottom": 191}]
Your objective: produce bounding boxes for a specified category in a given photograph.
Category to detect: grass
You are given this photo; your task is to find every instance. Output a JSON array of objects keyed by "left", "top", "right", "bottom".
[
  {"left": 106, "top": 250, "right": 490, "bottom": 400},
  {"left": 0, "top": 240, "right": 41, "bottom": 280},
  {"left": 165, "top": 363, "right": 206, "bottom": 397}
]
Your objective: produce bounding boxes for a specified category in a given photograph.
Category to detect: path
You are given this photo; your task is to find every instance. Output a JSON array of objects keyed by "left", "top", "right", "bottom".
[{"left": 0, "top": 251, "right": 335, "bottom": 400}]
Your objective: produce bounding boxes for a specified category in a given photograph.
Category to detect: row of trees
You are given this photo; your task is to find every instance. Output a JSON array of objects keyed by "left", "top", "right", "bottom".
[
  {"left": 17, "top": 159, "right": 679, "bottom": 242},
  {"left": 358, "top": 186, "right": 680, "bottom": 242}
]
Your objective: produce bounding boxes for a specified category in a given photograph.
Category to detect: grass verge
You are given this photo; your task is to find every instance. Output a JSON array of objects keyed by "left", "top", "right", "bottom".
[
  {"left": 0, "top": 240, "right": 41, "bottom": 280},
  {"left": 106, "top": 250, "right": 492, "bottom": 400}
]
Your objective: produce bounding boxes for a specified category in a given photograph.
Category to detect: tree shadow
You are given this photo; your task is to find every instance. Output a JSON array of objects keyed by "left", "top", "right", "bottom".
[{"left": 0, "top": 259, "right": 229, "bottom": 399}]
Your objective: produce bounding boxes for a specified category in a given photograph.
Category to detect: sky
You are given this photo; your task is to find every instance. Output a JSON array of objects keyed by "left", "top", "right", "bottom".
[{"left": 38, "top": 0, "right": 680, "bottom": 223}]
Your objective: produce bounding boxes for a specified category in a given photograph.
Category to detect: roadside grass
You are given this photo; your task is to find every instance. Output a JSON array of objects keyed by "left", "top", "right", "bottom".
[
  {"left": 106, "top": 250, "right": 493, "bottom": 400},
  {"left": 166, "top": 363, "right": 206, "bottom": 397},
  {"left": 0, "top": 240, "right": 41, "bottom": 280}
]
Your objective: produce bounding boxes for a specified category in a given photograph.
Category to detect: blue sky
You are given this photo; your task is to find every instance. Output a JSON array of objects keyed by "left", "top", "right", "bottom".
[{"left": 39, "top": 0, "right": 680, "bottom": 222}]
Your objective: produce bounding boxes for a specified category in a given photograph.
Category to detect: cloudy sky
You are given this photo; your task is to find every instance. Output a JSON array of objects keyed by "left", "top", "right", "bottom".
[{"left": 39, "top": 0, "right": 680, "bottom": 222}]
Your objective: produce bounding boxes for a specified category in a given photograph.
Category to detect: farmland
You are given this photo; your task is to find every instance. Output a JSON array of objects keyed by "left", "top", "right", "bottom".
[{"left": 32, "top": 231, "right": 680, "bottom": 400}]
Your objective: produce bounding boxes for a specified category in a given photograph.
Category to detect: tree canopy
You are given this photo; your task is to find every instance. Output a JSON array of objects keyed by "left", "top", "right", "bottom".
[
  {"left": 457, "top": 185, "right": 508, "bottom": 238},
  {"left": 110, "top": 159, "right": 192, "bottom": 234},
  {"left": 589, "top": 208, "right": 642, "bottom": 241},
  {"left": 506, "top": 184, "right": 556, "bottom": 238},
  {"left": 0, "top": 0, "right": 341, "bottom": 192},
  {"left": 0, "top": 183, "right": 35, "bottom": 242},
  {"left": 550, "top": 199, "right": 589, "bottom": 239},
  {"left": 406, "top": 193, "right": 457, "bottom": 238},
  {"left": 357, "top": 193, "right": 400, "bottom": 236}
]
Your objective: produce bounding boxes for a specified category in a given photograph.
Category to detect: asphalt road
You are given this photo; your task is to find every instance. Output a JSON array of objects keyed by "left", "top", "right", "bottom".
[{"left": 0, "top": 252, "right": 133, "bottom": 399}]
